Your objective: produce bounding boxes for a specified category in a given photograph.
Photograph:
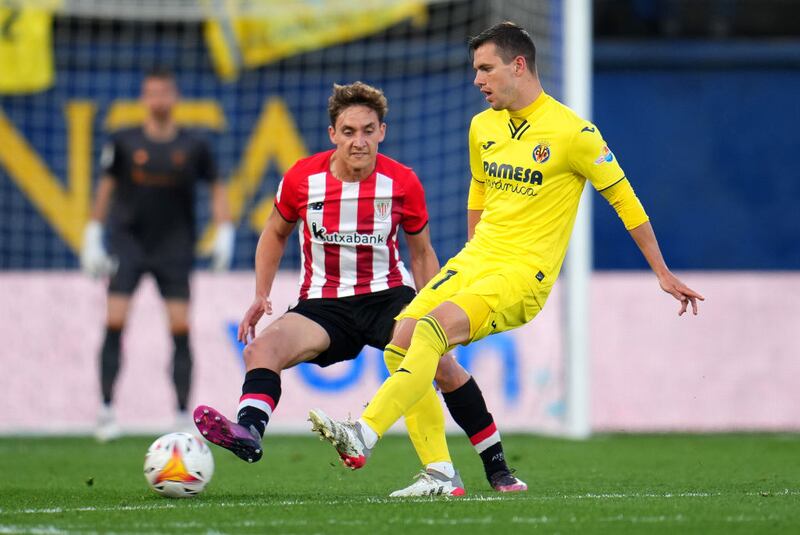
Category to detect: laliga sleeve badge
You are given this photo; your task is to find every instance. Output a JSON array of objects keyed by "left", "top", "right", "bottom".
[{"left": 594, "top": 145, "right": 615, "bottom": 165}]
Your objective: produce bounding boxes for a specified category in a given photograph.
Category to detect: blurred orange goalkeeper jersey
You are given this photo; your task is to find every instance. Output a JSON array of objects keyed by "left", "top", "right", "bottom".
[{"left": 465, "top": 91, "right": 625, "bottom": 295}]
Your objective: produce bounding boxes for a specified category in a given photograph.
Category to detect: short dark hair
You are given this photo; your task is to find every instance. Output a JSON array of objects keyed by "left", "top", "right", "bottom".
[
  {"left": 328, "top": 81, "right": 389, "bottom": 127},
  {"left": 469, "top": 21, "right": 536, "bottom": 73},
  {"left": 143, "top": 67, "right": 176, "bottom": 83}
]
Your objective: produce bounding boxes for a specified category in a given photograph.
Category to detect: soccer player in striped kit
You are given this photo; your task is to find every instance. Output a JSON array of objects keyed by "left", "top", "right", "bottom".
[{"left": 194, "top": 82, "right": 526, "bottom": 496}]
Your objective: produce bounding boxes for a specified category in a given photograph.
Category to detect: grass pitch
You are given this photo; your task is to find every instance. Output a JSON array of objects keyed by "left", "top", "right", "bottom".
[{"left": 0, "top": 433, "right": 798, "bottom": 534}]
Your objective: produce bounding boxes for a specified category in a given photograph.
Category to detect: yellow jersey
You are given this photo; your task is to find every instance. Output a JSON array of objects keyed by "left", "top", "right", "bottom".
[{"left": 466, "top": 91, "right": 625, "bottom": 293}]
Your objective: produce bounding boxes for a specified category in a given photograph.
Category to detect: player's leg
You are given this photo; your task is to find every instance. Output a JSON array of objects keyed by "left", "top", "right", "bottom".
[
  {"left": 95, "top": 292, "right": 133, "bottom": 442},
  {"left": 309, "top": 262, "right": 478, "bottom": 467},
  {"left": 384, "top": 317, "right": 465, "bottom": 497},
  {"left": 154, "top": 260, "right": 194, "bottom": 427},
  {"left": 358, "top": 299, "right": 477, "bottom": 443},
  {"left": 96, "top": 233, "right": 143, "bottom": 442},
  {"left": 236, "top": 312, "right": 330, "bottom": 433},
  {"left": 195, "top": 311, "right": 330, "bottom": 463},
  {"left": 100, "top": 294, "right": 131, "bottom": 406},
  {"left": 164, "top": 298, "right": 192, "bottom": 427},
  {"left": 436, "top": 356, "right": 527, "bottom": 492},
  {"left": 310, "top": 300, "right": 478, "bottom": 468}
]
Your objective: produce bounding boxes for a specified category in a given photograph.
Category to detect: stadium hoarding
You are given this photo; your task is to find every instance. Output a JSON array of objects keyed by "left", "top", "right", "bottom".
[{"left": 0, "top": 271, "right": 798, "bottom": 434}]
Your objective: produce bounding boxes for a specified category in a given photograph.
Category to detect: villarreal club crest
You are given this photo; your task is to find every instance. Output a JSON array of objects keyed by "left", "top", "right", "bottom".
[{"left": 532, "top": 142, "right": 551, "bottom": 164}]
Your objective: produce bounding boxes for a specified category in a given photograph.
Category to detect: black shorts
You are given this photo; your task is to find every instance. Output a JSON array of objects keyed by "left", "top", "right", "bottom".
[
  {"left": 289, "top": 285, "right": 416, "bottom": 367},
  {"left": 107, "top": 230, "right": 193, "bottom": 300}
]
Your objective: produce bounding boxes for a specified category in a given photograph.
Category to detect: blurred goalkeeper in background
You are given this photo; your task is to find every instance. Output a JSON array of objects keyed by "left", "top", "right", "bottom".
[{"left": 81, "top": 68, "right": 235, "bottom": 441}]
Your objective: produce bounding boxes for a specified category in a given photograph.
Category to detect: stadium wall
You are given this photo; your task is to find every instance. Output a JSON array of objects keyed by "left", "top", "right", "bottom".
[
  {"left": 592, "top": 41, "right": 800, "bottom": 270},
  {"left": 0, "top": 272, "right": 797, "bottom": 435}
]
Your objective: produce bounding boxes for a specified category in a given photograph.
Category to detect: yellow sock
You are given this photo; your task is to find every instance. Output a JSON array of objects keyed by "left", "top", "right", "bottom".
[
  {"left": 383, "top": 345, "right": 451, "bottom": 465},
  {"left": 362, "top": 316, "right": 448, "bottom": 436}
]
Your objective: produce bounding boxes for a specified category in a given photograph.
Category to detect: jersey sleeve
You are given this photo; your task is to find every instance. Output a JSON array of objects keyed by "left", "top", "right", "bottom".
[
  {"left": 401, "top": 171, "right": 429, "bottom": 234},
  {"left": 99, "top": 133, "right": 123, "bottom": 180},
  {"left": 467, "top": 119, "right": 486, "bottom": 210},
  {"left": 273, "top": 171, "right": 299, "bottom": 223},
  {"left": 568, "top": 123, "right": 626, "bottom": 191},
  {"left": 195, "top": 138, "right": 218, "bottom": 183}
]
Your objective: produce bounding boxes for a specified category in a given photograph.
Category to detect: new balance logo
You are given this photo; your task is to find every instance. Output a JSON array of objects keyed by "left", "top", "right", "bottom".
[
  {"left": 508, "top": 118, "right": 531, "bottom": 140},
  {"left": 482, "top": 140, "right": 496, "bottom": 150},
  {"left": 308, "top": 201, "right": 324, "bottom": 211},
  {"left": 427, "top": 486, "right": 445, "bottom": 496},
  {"left": 397, "top": 368, "right": 411, "bottom": 374}
]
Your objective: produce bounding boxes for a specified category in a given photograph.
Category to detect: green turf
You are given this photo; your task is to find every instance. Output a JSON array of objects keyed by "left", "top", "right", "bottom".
[{"left": 0, "top": 433, "right": 798, "bottom": 534}]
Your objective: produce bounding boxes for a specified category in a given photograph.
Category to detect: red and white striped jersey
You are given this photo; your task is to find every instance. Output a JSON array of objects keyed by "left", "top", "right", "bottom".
[{"left": 274, "top": 150, "right": 429, "bottom": 300}]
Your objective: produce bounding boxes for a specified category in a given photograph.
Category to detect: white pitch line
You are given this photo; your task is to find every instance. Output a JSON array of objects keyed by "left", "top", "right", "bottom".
[{"left": 2, "top": 489, "right": 798, "bottom": 517}]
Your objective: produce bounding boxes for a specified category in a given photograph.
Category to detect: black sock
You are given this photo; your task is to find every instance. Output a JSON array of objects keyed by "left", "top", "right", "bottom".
[
  {"left": 172, "top": 332, "right": 192, "bottom": 412},
  {"left": 237, "top": 368, "right": 281, "bottom": 437},
  {"left": 442, "top": 376, "right": 509, "bottom": 480},
  {"left": 100, "top": 327, "right": 122, "bottom": 405}
]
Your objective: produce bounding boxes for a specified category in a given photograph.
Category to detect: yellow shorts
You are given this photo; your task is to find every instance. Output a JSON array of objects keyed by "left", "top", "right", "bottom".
[{"left": 397, "top": 249, "right": 549, "bottom": 343}]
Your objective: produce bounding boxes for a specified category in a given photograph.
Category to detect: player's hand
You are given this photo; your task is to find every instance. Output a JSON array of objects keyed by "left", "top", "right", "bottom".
[
  {"left": 210, "top": 222, "right": 236, "bottom": 272},
  {"left": 657, "top": 270, "right": 704, "bottom": 316},
  {"left": 238, "top": 295, "right": 272, "bottom": 344},
  {"left": 80, "top": 221, "right": 118, "bottom": 278}
]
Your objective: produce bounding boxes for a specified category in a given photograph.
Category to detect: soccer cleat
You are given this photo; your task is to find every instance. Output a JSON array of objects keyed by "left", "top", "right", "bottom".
[
  {"left": 389, "top": 468, "right": 467, "bottom": 497},
  {"left": 94, "top": 405, "right": 122, "bottom": 443},
  {"left": 489, "top": 468, "right": 528, "bottom": 492},
  {"left": 193, "top": 405, "right": 263, "bottom": 463},
  {"left": 308, "top": 408, "right": 371, "bottom": 469}
]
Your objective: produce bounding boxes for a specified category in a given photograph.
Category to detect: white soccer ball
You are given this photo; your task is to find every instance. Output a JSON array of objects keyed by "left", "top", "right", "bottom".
[{"left": 143, "top": 432, "right": 214, "bottom": 498}]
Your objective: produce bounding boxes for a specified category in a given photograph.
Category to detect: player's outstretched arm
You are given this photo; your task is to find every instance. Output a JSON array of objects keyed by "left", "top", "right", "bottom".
[
  {"left": 627, "top": 221, "right": 705, "bottom": 316},
  {"left": 237, "top": 209, "right": 295, "bottom": 343}
]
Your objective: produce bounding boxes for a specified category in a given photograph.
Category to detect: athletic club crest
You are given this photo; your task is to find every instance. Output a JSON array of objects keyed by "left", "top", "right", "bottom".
[
  {"left": 374, "top": 199, "right": 391, "bottom": 221},
  {"left": 532, "top": 143, "right": 551, "bottom": 164}
]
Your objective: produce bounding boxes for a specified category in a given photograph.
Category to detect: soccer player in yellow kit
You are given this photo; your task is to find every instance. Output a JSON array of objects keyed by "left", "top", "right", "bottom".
[{"left": 310, "top": 22, "right": 704, "bottom": 472}]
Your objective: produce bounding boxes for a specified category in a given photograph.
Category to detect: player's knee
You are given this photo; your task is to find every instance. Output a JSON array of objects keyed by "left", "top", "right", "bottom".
[
  {"left": 434, "top": 354, "right": 469, "bottom": 392},
  {"left": 169, "top": 323, "right": 190, "bottom": 336},
  {"left": 389, "top": 318, "right": 415, "bottom": 349},
  {"left": 106, "top": 320, "right": 125, "bottom": 331},
  {"left": 427, "top": 301, "right": 474, "bottom": 346},
  {"left": 242, "top": 340, "right": 266, "bottom": 368},
  {"left": 243, "top": 333, "right": 288, "bottom": 371}
]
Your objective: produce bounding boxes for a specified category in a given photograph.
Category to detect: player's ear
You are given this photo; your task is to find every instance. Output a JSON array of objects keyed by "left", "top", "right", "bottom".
[
  {"left": 328, "top": 124, "right": 336, "bottom": 145},
  {"left": 514, "top": 56, "right": 526, "bottom": 75},
  {"left": 378, "top": 122, "right": 387, "bottom": 143}
]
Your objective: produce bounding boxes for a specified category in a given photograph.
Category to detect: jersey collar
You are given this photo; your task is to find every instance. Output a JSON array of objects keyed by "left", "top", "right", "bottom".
[{"left": 507, "top": 91, "right": 549, "bottom": 120}]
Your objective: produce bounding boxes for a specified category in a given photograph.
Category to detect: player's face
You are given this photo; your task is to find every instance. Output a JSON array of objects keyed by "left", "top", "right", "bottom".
[
  {"left": 329, "top": 105, "right": 386, "bottom": 173},
  {"left": 473, "top": 43, "right": 519, "bottom": 111},
  {"left": 141, "top": 77, "right": 178, "bottom": 122}
]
